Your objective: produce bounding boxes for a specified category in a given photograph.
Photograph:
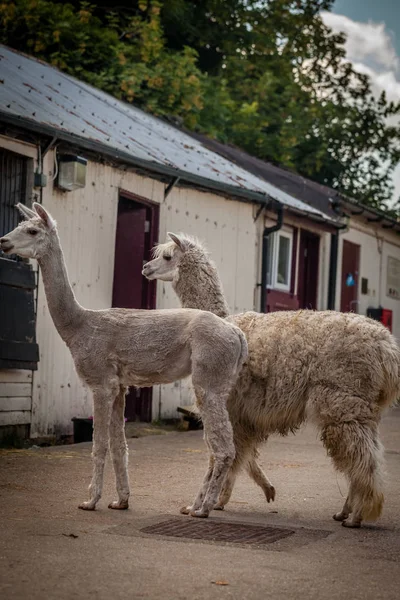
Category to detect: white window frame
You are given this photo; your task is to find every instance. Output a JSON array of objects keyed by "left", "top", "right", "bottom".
[{"left": 268, "top": 230, "right": 293, "bottom": 292}]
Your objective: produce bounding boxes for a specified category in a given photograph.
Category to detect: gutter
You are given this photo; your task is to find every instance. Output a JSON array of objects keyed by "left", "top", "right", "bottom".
[
  {"left": 260, "top": 204, "right": 284, "bottom": 313},
  {"left": 333, "top": 194, "right": 400, "bottom": 234}
]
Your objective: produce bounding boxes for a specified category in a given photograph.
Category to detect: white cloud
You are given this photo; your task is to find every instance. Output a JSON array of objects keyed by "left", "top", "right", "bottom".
[
  {"left": 321, "top": 12, "right": 400, "bottom": 202},
  {"left": 350, "top": 61, "right": 400, "bottom": 104},
  {"left": 321, "top": 12, "right": 399, "bottom": 72}
]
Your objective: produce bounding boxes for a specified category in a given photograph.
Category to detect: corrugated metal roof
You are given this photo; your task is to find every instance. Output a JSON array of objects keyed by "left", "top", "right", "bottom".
[
  {"left": 0, "top": 44, "right": 334, "bottom": 222},
  {"left": 188, "top": 131, "right": 339, "bottom": 219}
]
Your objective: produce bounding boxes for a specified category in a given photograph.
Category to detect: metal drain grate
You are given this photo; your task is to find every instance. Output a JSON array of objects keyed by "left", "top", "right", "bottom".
[{"left": 141, "top": 519, "right": 295, "bottom": 546}]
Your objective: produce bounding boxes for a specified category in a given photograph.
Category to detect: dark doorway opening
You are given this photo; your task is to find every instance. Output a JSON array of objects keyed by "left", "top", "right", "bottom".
[
  {"left": 112, "top": 192, "right": 159, "bottom": 422},
  {"left": 341, "top": 240, "right": 360, "bottom": 313},
  {"left": 297, "top": 230, "right": 320, "bottom": 310}
]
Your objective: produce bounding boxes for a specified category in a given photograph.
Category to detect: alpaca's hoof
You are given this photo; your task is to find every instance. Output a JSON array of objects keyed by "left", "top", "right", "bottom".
[
  {"left": 265, "top": 486, "right": 276, "bottom": 503},
  {"left": 190, "top": 508, "right": 210, "bottom": 518},
  {"left": 342, "top": 519, "right": 361, "bottom": 528},
  {"left": 78, "top": 501, "right": 96, "bottom": 511},
  {"left": 108, "top": 500, "right": 129, "bottom": 510},
  {"left": 333, "top": 512, "right": 348, "bottom": 522},
  {"left": 214, "top": 503, "right": 225, "bottom": 511},
  {"left": 180, "top": 505, "right": 192, "bottom": 515}
]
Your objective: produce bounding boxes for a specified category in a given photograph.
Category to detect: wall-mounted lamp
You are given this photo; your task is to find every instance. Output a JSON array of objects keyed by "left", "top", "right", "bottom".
[{"left": 57, "top": 155, "right": 87, "bottom": 191}]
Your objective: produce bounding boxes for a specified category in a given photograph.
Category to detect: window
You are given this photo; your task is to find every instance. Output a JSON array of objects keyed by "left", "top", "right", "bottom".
[{"left": 266, "top": 230, "right": 293, "bottom": 292}]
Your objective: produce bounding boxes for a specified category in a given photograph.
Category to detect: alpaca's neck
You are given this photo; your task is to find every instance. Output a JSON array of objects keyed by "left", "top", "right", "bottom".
[
  {"left": 173, "top": 255, "right": 230, "bottom": 318},
  {"left": 38, "top": 233, "right": 84, "bottom": 342}
]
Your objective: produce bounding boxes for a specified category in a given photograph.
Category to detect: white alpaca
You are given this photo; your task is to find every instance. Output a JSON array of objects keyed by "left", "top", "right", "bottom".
[
  {"left": 0, "top": 207, "right": 247, "bottom": 517},
  {"left": 143, "top": 233, "right": 400, "bottom": 528}
]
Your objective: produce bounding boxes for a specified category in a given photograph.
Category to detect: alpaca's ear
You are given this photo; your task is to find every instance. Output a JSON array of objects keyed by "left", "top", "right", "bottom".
[
  {"left": 32, "top": 203, "right": 56, "bottom": 230},
  {"left": 16, "top": 203, "right": 37, "bottom": 220},
  {"left": 168, "top": 232, "right": 187, "bottom": 252}
]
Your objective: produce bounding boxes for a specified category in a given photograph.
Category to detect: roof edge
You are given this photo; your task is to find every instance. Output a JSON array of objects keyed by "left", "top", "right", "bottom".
[
  {"left": 0, "top": 110, "right": 340, "bottom": 227},
  {"left": 334, "top": 193, "right": 400, "bottom": 234}
]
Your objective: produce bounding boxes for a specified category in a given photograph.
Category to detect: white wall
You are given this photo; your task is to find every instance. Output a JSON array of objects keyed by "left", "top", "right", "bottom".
[
  {"left": 0, "top": 137, "right": 258, "bottom": 434},
  {"left": 32, "top": 156, "right": 167, "bottom": 436},
  {"left": 335, "top": 218, "right": 400, "bottom": 340}
]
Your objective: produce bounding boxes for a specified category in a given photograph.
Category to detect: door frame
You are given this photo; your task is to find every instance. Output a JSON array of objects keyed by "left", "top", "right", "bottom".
[
  {"left": 340, "top": 239, "right": 360, "bottom": 313},
  {"left": 118, "top": 189, "right": 160, "bottom": 310},
  {"left": 297, "top": 229, "right": 320, "bottom": 310},
  {"left": 114, "top": 190, "right": 160, "bottom": 421}
]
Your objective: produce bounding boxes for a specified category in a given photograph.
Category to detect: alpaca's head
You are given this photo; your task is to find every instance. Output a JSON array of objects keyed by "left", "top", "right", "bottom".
[
  {"left": 0, "top": 203, "right": 57, "bottom": 259},
  {"left": 142, "top": 232, "right": 206, "bottom": 282}
]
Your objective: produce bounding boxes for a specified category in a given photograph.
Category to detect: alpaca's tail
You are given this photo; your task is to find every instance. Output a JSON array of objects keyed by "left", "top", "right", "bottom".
[{"left": 322, "top": 421, "right": 385, "bottom": 521}]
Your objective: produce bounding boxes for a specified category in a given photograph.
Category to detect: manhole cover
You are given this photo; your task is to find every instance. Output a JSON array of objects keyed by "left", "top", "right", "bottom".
[{"left": 141, "top": 519, "right": 294, "bottom": 546}]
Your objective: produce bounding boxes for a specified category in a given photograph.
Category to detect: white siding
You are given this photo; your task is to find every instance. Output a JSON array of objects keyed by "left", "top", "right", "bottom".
[
  {"left": 31, "top": 156, "right": 164, "bottom": 436},
  {"left": 335, "top": 219, "right": 400, "bottom": 340},
  {"left": 0, "top": 136, "right": 339, "bottom": 435},
  {"left": 29, "top": 151, "right": 258, "bottom": 432}
]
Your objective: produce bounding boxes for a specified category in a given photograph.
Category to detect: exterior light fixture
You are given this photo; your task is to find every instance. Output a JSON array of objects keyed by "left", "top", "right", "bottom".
[{"left": 57, "top": 155, "right": 87, "bottom": 191}]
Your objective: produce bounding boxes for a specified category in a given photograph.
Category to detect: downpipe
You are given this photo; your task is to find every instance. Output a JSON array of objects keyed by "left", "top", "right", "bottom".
[{"left": 260, "top": 204, "right": 284, "bottom": 313}]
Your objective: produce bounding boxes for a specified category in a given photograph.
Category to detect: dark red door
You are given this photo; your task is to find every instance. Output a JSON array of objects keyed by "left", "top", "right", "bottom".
[
  {"left": 112, "top": 208, "right": 147, "bottom": 309},
  {"left": 297, "top": 230, "right": 320, "bottom": 310},
  {"left": 341, "top": 240, "right": 360, "bottom": 313},
  {"left": 112, "top": 195, "right": 159, "bottom": 422}
]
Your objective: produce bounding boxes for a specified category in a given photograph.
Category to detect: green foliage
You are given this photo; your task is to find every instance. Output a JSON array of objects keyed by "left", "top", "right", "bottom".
[
  {"left": 0, "top": 0, "right": 204, "bottom": 122},
  {"left": 1, "top": 0, "right": 399, "bottom": 210}
]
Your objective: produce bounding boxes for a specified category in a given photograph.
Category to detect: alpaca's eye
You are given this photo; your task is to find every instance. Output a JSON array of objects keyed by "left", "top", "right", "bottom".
[
  {"left": 28, "top": 229, "right": 38, "bottom": 236},
  {"left": 164, "top": 255, "right": 172, "bottom": 261}
]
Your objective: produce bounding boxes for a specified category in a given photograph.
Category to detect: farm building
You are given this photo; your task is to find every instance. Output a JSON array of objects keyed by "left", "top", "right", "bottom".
[
  {"left": 0, "top": 45, "right": 398, "bottom": 442},
  {"left": 192, "top": 133, "right": 400, "bottom": 337}
]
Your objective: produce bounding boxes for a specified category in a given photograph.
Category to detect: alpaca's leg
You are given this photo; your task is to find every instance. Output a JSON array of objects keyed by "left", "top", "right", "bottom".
[
  {"left": 318, "top": 405, "right": 384, "bottom": 528},
  {"left": 180, "top": 448, "right": 215, "bottom": 515},
  {"left": 333, "top": 496, "right": 351, "bottom": 522},
  {"left": 214, "top": 464, "right": 238, "bottom": 510},
  {"left": 341, "top": 486, "right": 363, "bottom": 528},
  {"left": 246, "top": 447, "right": 276, "bottom": 503},
  {"left": 79, "top": 388, "right": 114, "bottom": 511},
  {"left": 108, "top": 386, "right": 130, "bottom": 510},
  {"left": 215, "top": 444, "right": 275, "bottom": 510},
  {"left": 188, "top": 390, "right": 235, "bottom": 518},
  {"left": 214, "top": 439, "right": 246, "bottom": 510}
]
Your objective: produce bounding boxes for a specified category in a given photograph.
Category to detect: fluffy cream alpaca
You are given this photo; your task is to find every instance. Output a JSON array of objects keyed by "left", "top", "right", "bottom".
[{"left": 143, "top": 232, "right": 400, "bottom": 527}]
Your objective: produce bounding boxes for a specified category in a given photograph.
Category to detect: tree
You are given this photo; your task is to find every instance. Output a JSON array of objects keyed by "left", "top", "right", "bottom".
[
  {"left": 0, "top": 0, "right": 204, "bottom": 126},
  {"left": 1, "top": 0, "right": 399, "bottom": 210}
]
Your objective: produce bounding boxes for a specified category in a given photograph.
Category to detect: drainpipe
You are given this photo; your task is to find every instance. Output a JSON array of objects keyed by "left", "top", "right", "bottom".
[
  {"left": 327, "top": 232, "right": 339, "bottom": 310},
  {"left": 260, "top": 204, "right": 284, "bottom": 313},
  {"left": 328, "top": 201, "right": 349, "bottom": 310}
]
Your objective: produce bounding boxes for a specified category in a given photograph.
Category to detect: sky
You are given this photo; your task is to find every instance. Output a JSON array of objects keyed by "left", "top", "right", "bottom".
[{"left": 321, "top": 0, "right": 400, "bottom": 204}]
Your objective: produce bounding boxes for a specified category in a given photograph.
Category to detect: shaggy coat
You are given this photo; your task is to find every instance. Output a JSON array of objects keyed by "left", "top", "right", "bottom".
[{"left": 143, "top": 233, "right": 400, "bottom": 527}]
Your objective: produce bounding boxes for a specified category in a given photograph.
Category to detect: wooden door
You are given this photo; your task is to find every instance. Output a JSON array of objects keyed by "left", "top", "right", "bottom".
[
  {"left": 341, "top": 240, "right": 360, "bottom": 313},
  {"left": 297, "top": 230, "right": 320, "bottom": 310},
  {"left": 112, "top": 194, "right": 159, "bottom": 422},
  {"left": 112, "top": 207, "right": 147, "bottom": 309},
  {"left": 0, "top": 149, "right": 38, "bottom": 371}
]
